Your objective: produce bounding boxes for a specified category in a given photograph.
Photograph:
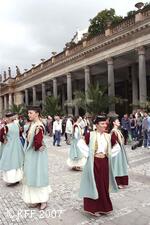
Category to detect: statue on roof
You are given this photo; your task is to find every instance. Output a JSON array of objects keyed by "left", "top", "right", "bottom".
[
  {"left": 3, "top": 71, "right": 7, "bottom": 80},
  {"left": 8, "top": 67, "right": 11, "bottom": 77},
  {"left": 16, "top": 65, "right": 21, "bottom": 76}
]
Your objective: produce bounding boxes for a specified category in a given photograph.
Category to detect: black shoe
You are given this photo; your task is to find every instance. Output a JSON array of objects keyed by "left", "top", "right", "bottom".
[{"left": 57, "top": 145, "right": 61, "bottom": 147}]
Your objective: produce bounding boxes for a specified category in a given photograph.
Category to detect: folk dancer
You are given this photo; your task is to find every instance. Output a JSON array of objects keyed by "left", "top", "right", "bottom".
[
  {"left": 67, "top": 116, "right": 87, "bottom": 171},
  {"left": 0, "top": 112, "right": 24, "bottom": 185},
  {"left": 0, "top": 119, "right": 6, "bottom": 160},
  {"left": 78, "top": 115, "right": 118, "bottom": 216},
  {"left": 22, "top": 106, "right": 52, "bottom": 210},
  {"left": 110, "top": 115, "right": 129, "bottom": 189}
]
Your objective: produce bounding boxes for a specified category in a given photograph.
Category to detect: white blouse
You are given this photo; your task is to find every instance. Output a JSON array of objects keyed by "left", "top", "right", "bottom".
[{"left": 96, "top": 133, "right": 107, "bottom": 154}]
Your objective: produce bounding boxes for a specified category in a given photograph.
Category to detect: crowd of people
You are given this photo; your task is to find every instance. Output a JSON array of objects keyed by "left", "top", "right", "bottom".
[{"left": 0, "top": 107, "right": 150, "bottom": 216}]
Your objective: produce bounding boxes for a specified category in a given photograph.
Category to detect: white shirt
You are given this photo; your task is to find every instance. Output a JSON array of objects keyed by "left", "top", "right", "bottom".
[
  {"left": 65, "top": 119, "right": 73, "bottom": 134},
  {"left": 53, "top": 120, "right": 62, "bottom": 134},
  {"left": 77, "top": 132, "right": 108, "bottom": 158},
  {"left": 96, "top": 133, "right": 107, "bottom": 154}
]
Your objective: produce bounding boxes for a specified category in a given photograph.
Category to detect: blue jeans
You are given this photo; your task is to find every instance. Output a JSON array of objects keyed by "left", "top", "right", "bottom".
[
  {"left": 131, "top": 128, "right": 136, "bottom": 140},
  {"left": 53, "top": 130, "right": 61, "bottom": 146},
  {"left": 143, "top": 130, "right": 150, "bottom": 147}
]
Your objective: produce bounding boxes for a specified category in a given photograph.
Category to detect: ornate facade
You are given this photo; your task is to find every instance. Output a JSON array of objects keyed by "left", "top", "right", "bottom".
[{"left": 0, "top": 6, "right": 150, "bottom": 117}]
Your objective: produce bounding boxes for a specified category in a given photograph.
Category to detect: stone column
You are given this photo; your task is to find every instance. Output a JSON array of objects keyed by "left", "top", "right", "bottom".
[
  {"left": 32, "top": 86, "right": 36, "bottom": 105},
  {"left": 67, "top": 73, "right": 72, "bottom": 114},
  {"left": 53, "top": 78, "right": 57, "bottom": 98},
  {"left": 74, "top": 80, "right": 79, "bottom": 116},
  {"left": 8, "top": 93, "right": 13, "bottom": 107},
  {"left": 107, "top": 58, "right": 115, "bottom": 112},
  {"left": 4, "top": 95, "right": 7, "bottom": 111},
  {"left": 42, "top": 83, "right": 46, "bottom": 103},
  {"left": 0, "top": 96, "right": 3, "bottom": 117},
  {"left": 131, "top": 64, "right": 138, "bottom": 107},
  {"left": 138, "top": 46, "right": 147, "bottom": 104},
  {"left": 61, "top": 84, "right": 65, "bottom": 111},
  {"left": 25, "top": 89, "right": 29, "bottom": 106},
  {"left": 14, "top": 92, "right": 24, "bottom": 105},
  {"left": 84, "top": 66, "right": 90, "bottom": 94}
]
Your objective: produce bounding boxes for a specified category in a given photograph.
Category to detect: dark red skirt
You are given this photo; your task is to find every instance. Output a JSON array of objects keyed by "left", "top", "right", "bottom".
[
  {"left": 84, "top": 157, "right": 113, "bottom": 214},
  {"left": 115, "top": 176, "right": 128, "bottom": 186}
]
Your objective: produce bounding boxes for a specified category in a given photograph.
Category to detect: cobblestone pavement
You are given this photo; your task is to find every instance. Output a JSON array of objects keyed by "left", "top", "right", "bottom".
[{"left": 0, "top": 136, "right": 150, "bottom": 225}]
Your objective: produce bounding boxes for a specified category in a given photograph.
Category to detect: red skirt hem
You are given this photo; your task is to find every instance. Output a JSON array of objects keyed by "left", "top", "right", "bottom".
[
  {"left": 84, "top": 157, "right": 113, "bottom": 214},
  {"left": 115, "top": 176, "right": 128, "bottom": 186}
]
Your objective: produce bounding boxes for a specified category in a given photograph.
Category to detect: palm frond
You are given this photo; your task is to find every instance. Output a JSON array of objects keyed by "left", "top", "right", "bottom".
[{"left": 43, "top": 96, "right": 62, "bottom": 116}]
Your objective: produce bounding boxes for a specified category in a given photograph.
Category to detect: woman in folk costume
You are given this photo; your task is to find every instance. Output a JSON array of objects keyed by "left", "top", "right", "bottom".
[
  {"left": 78, "top": 115, "right": 118, "bottom": 216},
  {"left": 0, "top": 112, "right": 24, "bottom": 185},
  {"left": 109, "top": 115, "right": 129, "bottom": 189},
  {"left": 22, "top": 118, "right": 31, "bottom": 151},
  {"left": 0, "top": 140, "right": 2, "bottom": 160},
  {"left": 67, "top": 116, "right": 87, "bottom": 171},
  {"left": 0, "top": 119, "right": 6, "bottom": 160},
  {"left": 22, "top": 106, "right": 52, "bottom": 210}
]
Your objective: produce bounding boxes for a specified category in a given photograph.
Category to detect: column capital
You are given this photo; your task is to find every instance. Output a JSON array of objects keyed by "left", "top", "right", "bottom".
[
  {"left": 137, "top": 46, "right": 145, "bottom": 55},
  {"left": 106, "top": 57, "right": 114, "bottom": 65},
  {"left": 84, "top": 66, "right": 90, "bottom": 72},
  {"left": 67, "top": 72, "right": 71, "bottom": 79}
]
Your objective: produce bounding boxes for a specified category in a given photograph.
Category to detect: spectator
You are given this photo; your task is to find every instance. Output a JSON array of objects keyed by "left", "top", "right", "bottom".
[
  {"left": 142, "top": 111, "right": 150, "bottom": 148},
  {"left": 53, "top": 116, "right": 62, "bottom": 146},
  {"left": 121, "top": 114, "right": 131, "bottom": 145}
]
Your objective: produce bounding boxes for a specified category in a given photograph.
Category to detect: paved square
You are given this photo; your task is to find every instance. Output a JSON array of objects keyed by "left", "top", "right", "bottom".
[{"left": 0, "top": 136, "right": 150, "bottom": 225}]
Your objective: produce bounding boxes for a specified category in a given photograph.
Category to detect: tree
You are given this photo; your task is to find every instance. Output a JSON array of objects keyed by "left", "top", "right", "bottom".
[
  {"left": 73, "top": 84, "right": 120, "bottom": 115},
  {"left": 9, "top": 104, "right": 26, "bottom": 115},
  {"left": 88, "top": 8, "right": 123, "bottom": 37},
  {"left": 127, "top": 10, "right": 136, "bottom": 17},
  {"left": 43, "top": 96, "right": 61, "bottom": 117}
]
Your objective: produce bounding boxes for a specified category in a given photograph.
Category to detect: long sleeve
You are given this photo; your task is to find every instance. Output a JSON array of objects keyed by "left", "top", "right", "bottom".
[
  {"left": 34, "top": 126, "right": 44, "bottom": 150},
  {"left": 77, "top": 138, "right": 89, "bottom": 158},
  {"left": 85, "top": 130, "right": 90, "bottom": 145},
  {"left": 74, "top": 127, "right": 79, "bottom": 139},
  {"left": 53, "top": 121, "right": 56, "bottom": 134},
  {"left": 111, "top": 132, "right": 119, "bottom": 147},
  {"left": 0, "top": 127, "right": 5, "bottom": 143},
  {"left": 0, "top": 126, "right": 8, "bottom": 143}
]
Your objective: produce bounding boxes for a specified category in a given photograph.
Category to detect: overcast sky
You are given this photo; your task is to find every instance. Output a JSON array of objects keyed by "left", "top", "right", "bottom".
[{"left": 0, "top": 0, "right": 146, "bottom": 76}]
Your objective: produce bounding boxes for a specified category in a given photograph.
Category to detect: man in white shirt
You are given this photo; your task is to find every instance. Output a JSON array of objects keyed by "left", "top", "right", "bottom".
[
  {"left": 65, "top": 116, "right": 73, "bottom": 145},
  {"left": 53, "top": 116, "right": 62, "bottom": 146}
]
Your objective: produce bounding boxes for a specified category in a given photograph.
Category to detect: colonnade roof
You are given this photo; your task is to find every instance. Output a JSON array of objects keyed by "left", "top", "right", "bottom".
[{"left": 1, "top": 4, "right": 150, "bottom": 94}]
